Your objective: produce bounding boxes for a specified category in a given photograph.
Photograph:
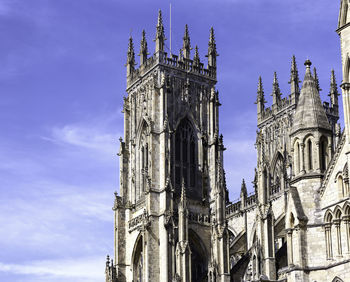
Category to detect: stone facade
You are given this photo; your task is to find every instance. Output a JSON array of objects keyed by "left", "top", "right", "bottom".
[{"left": 106, "top": 2, "right": 350, "bottom": 281}]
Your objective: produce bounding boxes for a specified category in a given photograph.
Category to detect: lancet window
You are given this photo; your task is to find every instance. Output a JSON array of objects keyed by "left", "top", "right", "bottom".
[{"left": 174, "top": 119, "right": 197, "bottom": 191}]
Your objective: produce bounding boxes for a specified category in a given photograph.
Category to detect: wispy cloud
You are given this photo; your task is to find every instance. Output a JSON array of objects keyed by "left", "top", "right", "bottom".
[{"left": 0, "top": 256, "right": 104, "bottom": 282}]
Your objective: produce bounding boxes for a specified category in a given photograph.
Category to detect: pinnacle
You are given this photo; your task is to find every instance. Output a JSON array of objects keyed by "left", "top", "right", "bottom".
[
  {"left": 140, "top": 30, "right": 148, "bottom": 54},
  {"left": 180, "top": 179, "right": 187, "bottom": 206},
  {"left": 193, "top": 45, "right": 200, "bottom": 65},
  {"left": 313, "top": 67, "right": 321, "bottom": 92},
  {"left": 256, "top": 76, "right": 266, "bottom": 105},
  {"left": 329, "top": 69, "right": 339, "bottom": 97},
  {"left": 126, "top": 36, "right": 135, "bottom": 65},
  {"left": 241, "top": 178, "right": 247, "bottom": 195},
  {"left": 272, "top": 71, "right": 281, "bottom": 99}
]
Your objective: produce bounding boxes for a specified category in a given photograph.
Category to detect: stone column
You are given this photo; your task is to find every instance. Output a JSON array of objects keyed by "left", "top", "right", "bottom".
[{"left": 287, "top": 229, "right": 294, "bottom": 267}]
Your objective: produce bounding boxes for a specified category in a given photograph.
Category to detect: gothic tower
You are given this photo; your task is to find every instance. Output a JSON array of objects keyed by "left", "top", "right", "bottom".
[
  {"left": 338, "top": 0, "right": 350, "bottom": 142},
  {"left": 106, "top": 10, "right": 230, "bottom": 282}
]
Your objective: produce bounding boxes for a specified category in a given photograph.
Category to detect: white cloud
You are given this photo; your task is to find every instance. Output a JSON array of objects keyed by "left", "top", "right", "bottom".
[{"left": 0, "top": 256, "right": 105, "bottom": 282}]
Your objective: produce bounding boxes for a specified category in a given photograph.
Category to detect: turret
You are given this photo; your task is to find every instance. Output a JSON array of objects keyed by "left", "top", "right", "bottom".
[
  {"left": 271, "top": 71, "right": 282, "bottom": 108},
  {"left": 291, "top": 59, "right": 332, "bottom": 175},
  {"left": 255, "top": 76, "right": 266, "bottom": 121},
  {"left": 207, "top": 27, "right": 218, "bottom": 69},
  {"left": 289, "top": 55, "right": 300, "bottom": 104},
  {"left": 182, "top": 24, "right": 191, "bottom": 59},
  {"left": 154, "top": 10, "right": 165, "bottom": 53},
  {"left": 126, "top": 36, "right": 136, "bottom": 77},
  {"left": 139, "top": 30, "right": 148, "bottom": 65}
]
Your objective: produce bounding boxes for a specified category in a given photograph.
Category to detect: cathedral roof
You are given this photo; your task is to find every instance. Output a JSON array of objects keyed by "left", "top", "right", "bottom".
[{"left": 292, "top": 60, "right": 331, "bottom": 133}]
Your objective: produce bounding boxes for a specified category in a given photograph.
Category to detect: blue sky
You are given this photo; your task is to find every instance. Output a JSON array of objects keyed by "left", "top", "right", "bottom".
[{"left": 0, "top": 0, "right": 342, "bottom": 281}]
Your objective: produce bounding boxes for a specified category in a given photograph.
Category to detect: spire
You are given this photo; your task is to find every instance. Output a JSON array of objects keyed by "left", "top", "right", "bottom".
[
  {"left": 207, "top": 27, "right": 218, "bottom": 68},
  {"left": 139, "top": 30, "right": 149, "bottom": 65},
  {"left": 313, "top": 67, "right": 321, "bottom": 92},
  {"left": 289, "top": 55, "right": 300, "bottom": 103},
  {"left": 271, "top": 71, "right": 282, "bottom": 105},
  {"left": 292, "top": 59, "right": 331, "bottom": 133},
  {"left": 329, "top": 69, "right": 340, "bottom": 107},
  {"left": 155, "top": 10, "right": 165, "bottom": 52},
  {"left": 182, "top": 24, "right": 191, "bottom": 59},
  {"left": 126, "top": 36, "right": 136, "bottom": 76},
  {"left": 240, "top": 179, "right": 247, "bottom": 197},
  {"left": 193, "top": 45, "right": 200, "bottom": 67}
]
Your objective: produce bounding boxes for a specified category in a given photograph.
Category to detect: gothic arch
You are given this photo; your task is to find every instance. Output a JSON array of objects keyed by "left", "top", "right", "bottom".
[
  {"left": 136, "top": 118, "right": 150, "bottom": 146},
  {"left": 325, "top": 209, "right": 333, "bottom": 222},
  {"left": 131, "top": 232, "right": 144, "bottom": 282},
  {"left": 334, "top": 206, "right": 343, "bottom": 219},
  {"left": 332, "top": 277, "right": 344, "bottom": 282},
  {"left": 174, "top": 118, "right": 197, "bottom": 187},
  {"left": 271, "top": 152, "right": 284, "bottom": 195},
  {"left": 188, "top": 229, "right": 208, "bottom": 282},
  {"left": 343, "top": 201, "right": 350, "bottom": 215},
  {"left": 174, "top": 114, "right": 201, "bottom": 139}
]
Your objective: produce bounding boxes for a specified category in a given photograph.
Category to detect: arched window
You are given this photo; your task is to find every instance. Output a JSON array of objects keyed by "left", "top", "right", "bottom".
[
  {"left": 175, "top": 119, "right": 197, "bottom": 192},
  {"left": 335, "top": 208, "right": 343, "bottom": 256},
  {"left": 344, "top": 204, "right": 350, "bottom": 253},
  {"left": 307, "top": 139, "right": 313, "bottom": 171},
  {"left": 320, "top": 137, "right": 329, "bottom": 172},
  {"left": 272, "top": 154, "right": 283, "bottom": 195},
  {"left": 137, "top": 126, "right": 148, "bottom": 202},
  {"left": 338, "top": 175, "right": 345, "bottom": 198},
  {"left": 325, "top": 211, "right": 333, "bottom": 259},
  {"left": 294, "top": 141, "right": 300, "bottom": 174}
]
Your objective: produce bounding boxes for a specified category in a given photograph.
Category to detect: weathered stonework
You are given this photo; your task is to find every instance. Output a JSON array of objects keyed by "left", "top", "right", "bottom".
[{"left": 105, "top": 2, "right": 350, "bottom": 281}]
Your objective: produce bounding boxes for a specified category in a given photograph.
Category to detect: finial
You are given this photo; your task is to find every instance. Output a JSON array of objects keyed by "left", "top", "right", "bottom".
[
  {"left": 304, "top": 59, "right": 312, "bottom": 68},
  {"left": 182, "top": 24, "right": 191, "bottom": 59},
  {"left": 313, "top": 67, "right": 321, "bottom": 91},
  {"left": 193, "top": 45, "right": 200, "bottom": 66},
  {"left": 106, "top": 255, "right": 110, "bottom": 266},
  {"left": 139, "top": 30, "right": 149, "bottom": 65}
]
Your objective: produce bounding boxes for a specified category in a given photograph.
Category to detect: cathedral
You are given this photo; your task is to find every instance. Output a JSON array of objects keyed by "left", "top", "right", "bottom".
[{"left": 105, "top": 1, "right": 350, "bottom": 281}]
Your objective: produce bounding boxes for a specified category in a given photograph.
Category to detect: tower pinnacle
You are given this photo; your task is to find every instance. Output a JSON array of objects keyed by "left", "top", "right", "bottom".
[
  {"left": 329, "top": 69, "right": 340, "bottom": 108},
  {"left": 126, "top": 36, "right": 136, "bottom": 76},
  {"left": 193, "top": 45, "right": 200, "bottom": 67},
  {"left": 256, "top": 76, "right": 266, "bottom": 119},
  {"left": 182, "top": 24, "right": 191, "bottom": 59},
  {"left": 289, "top": 55, "right": 300, "bottom": 103},
  {"left": 155, "top": 10, "right": 165, "bottom": 52},
  {"left": 139, "top": 30, "right": 149, "bottom": 65},
  {"left": 313, "top": 67, "right": 321, "bottom": 92},
  {"left": 271, "top": 71, "right": 282, "bottom": 105},
  {"left": 207, "top": 27, "right": 218, "bottom": 69}
]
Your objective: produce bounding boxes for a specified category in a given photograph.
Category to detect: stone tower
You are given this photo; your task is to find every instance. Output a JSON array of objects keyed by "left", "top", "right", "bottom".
[
  {"left": 338, "top": 0, "right": 350, "bottom": 142},
  {"left": 106, "top": 10, "right": 230, "bottom": 282}
]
